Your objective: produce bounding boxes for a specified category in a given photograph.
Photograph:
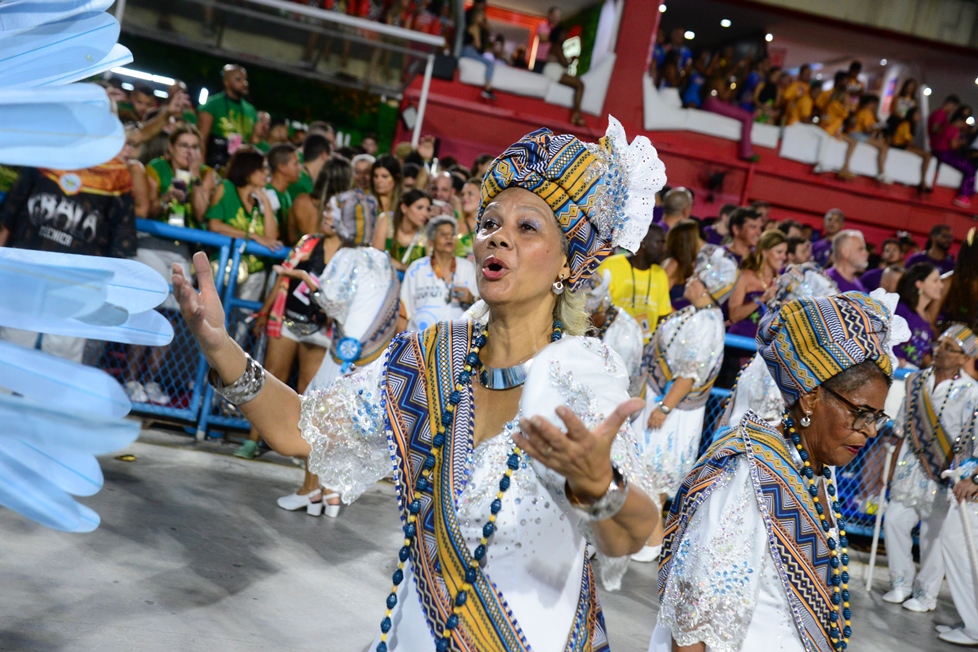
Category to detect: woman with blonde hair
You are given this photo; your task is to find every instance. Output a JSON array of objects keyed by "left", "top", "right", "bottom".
[{"left": 172, "top": 117, "right": 665, "bottom": 649}]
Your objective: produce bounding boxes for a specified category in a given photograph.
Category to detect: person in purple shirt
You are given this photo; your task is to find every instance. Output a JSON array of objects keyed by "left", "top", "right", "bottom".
[
  {"left": 861, "top": 237, "right": 903, "bottom": 290},
  {"left": 894, "top": 262, "right": 944, "bottom": 368},
  {"left": 824, "top": 229, "right": 869, "bottom": 292},
  {"left": 905, "top": 224, "right": 956, "bottom": 276},
  {"left": 811, "top": 208, "right": 845, "bottom": 268},
  {"left": 703, "top": 203, "right": 736, "bottom": 245}
]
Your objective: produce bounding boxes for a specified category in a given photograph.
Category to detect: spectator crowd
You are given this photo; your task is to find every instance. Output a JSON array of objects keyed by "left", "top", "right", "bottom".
[{"left": 650, "top": 26, "right": 976, "bottom": 208}]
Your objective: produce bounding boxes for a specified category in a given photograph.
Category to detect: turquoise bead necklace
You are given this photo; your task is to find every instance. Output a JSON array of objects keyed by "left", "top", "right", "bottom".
[{"left": 376, "top": 320, "right": 563, "bottom": 652}]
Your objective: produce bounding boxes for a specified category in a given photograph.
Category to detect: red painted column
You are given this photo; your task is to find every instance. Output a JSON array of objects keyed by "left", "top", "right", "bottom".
[{"left": 604, "top": 0, "right": 659, "bottom": 132}]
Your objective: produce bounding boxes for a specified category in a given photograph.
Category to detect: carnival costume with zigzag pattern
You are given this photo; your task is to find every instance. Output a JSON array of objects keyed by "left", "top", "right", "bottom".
[{"left": 658, "top": 413, "right": 839, "bottom": 652}]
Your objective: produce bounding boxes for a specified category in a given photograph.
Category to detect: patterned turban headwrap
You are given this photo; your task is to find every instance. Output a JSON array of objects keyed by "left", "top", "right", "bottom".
[
  {"left": 757, "top": 291, "right": 906, "bottom": 406},
  {"left": 480, "top": 116, "right": 666, "bottom": 289},
  {"left": 330, "top": 188, "right": 377, "bottom": 247},
  {"left": 941, "top": 324, "right": 978, "bottom": 358}
]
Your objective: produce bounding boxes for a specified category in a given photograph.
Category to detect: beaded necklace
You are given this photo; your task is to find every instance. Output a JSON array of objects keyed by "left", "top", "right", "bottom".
[
  {"left": 375, "top": 320, "right": 564, "bottom": 652},
  {"left": 908, "top": 368, "right": 968, "bottom": 458},
  {"left": 784, "top": 415, "right": 852, "bottom": 651}
]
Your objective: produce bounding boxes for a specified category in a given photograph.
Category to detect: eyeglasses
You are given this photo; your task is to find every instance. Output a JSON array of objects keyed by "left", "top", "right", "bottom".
[
  {"left": 933, "top": 339, "right": 965, "bottom": 355},
  {"left": 821, "top": 385, "right": 889, "bottom": 432}
]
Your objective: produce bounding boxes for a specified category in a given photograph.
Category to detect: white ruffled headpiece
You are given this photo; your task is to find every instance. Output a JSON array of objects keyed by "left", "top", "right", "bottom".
[{"left": 869, "top": 288, "right": 911, "bottom": 371}]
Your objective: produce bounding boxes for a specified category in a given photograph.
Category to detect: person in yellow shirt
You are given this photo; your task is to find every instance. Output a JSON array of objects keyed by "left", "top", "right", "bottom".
[
  {"left": 887, "top": 106, "right": 932, "bottom": 192},
  {"left": 814, "top": 81, "right": 861, "bottom": 181},
  {"left": 847, "top": 94, "right": 890, "bottom": 183},
  {"left": 781, "top": 64, "right": 814, "bottom": 125},
  {"left": 597, "top": 223, "right": 671, "bottom": 343}
]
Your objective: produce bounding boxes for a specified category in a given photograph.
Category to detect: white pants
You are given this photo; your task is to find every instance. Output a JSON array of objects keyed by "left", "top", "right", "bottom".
[
  {"left": 884, "top": 498, "right": 948, "bottom": 604},
  {"left": 0, "top": 326, "right": 86, "bottom": 363},
  {"left": 942, "top": 500, "right": 978, "bottom": 638}
]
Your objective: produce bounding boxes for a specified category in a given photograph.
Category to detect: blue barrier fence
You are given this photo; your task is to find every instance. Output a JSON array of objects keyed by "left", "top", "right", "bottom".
[{"left": 101, "top": 222, "right": 906, "bottom": 539}]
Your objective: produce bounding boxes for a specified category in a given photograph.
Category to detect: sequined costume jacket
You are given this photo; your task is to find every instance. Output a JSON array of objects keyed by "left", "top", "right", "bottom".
[{"left": 299, "top": 321, "right": 654, "bottom": 651}]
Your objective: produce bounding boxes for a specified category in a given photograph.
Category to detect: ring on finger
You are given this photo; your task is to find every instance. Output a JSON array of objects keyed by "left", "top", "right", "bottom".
[{"left": 544, "top": 445, "right": 554, "bottom": 456}]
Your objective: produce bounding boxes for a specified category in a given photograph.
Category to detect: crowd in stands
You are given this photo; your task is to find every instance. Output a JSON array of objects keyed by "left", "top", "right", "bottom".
[
  {"left": 650, "top": 27, "right": 977, "bottom": 207},
  {"left": 2, "top": 56, "right": 977, "bottom": 435}
]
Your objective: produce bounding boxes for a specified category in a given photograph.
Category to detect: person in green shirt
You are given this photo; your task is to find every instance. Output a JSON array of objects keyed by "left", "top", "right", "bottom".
[
  {"left": 198, "top": 64, "right": 268, "bottom": 170},
  {"left": 205, "top": 146, "right": 284, "bottom": 301},
  {"left": 145, "top": 124, "right": 217, "bottom": 229},
  {"left": 286, "top": 134, "right": 332, "bottom": 244},
  {"left": 386, "top": 188, "right": 431, "bottom": 278},
  {"left": 265, "top": 143, "right": 301, "bottom": 243}
]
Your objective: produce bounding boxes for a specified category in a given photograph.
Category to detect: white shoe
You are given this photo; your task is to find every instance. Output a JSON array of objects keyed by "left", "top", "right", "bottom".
[
  {"left": 125, "top": 380, "right": 148, "bottom": 403},
  {"left": 631, "top": 545, "right": 661, "bottom": 563},
  {"left": 877, "top": 173, "right": 893, "bottom": 184},
  {"left": 937, "top": 625, "right": 962, "bottom": 634},
  {"left": 902, "top": 597, "right": 936, "bottom": 612},
  {"left": 143, "top": 381, "right": 171, "bottom": 405},
  {"left": 277, "top": 490, "right": 323, "bottom": 515},
  {"left": 939, "top": 629, "right": 978, "bottom": 646},
  {"left": 881, "top": 587, "right": 912, "bottom": 603},
  {"left": 322, "top": 492, "right": 341, "bottom": 518}
]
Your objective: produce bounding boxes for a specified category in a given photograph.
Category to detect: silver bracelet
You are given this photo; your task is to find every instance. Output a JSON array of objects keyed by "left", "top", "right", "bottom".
[
  {"left": 565, "top": 464, "right": 630, "bottom": 522},
  {"left": 209, "top": 354, "right": 266, "bottom": 405}
]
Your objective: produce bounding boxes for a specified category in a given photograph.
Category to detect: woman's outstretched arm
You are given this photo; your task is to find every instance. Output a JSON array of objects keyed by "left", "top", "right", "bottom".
[{"left": 173, "top": 251, "right": 309, "bottom": 458}]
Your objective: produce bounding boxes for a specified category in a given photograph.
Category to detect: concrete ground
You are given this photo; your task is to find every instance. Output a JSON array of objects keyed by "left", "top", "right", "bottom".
[{"left": 0, "top": 428, "right": 968, "bottom": 651}]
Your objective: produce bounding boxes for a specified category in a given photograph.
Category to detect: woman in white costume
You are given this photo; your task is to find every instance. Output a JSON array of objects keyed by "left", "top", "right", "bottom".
[
  {"left": 651, "top": 289, "right": 909, "bottom": 652},
  {"left": 719, "top": 262, "right": 840, "bottom": 428},
  {"left": 881, "top": 325, "right": 978, "bottom": 614},
  {"left": 399, "top": 215, "right": 479, "bottom": 332},
  {"left": 583, "top": 270, "right": 644, "bottom": 395},
  {"left": 632, "top": 235, "right": 737, "bottom": 563},
  {"left": 173, "top": 118, "right": 665, "bottom": 651},
  {"left": 272, "top": 188, "right": 400, "bottom": 515}
]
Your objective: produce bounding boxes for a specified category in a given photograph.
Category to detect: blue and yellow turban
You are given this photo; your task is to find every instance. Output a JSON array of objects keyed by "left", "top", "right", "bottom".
[
  {"left": 757, "top": 291, "right": 906, "bottom": 406},
  {"left": 480, "top": 116, "right": 666, "bottom": 289},
  {"left": 941, "top": 324, "right": 978, "bottom": 358}
]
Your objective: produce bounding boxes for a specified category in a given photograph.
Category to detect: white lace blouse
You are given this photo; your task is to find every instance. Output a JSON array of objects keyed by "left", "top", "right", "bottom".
[
  {"left": 649, "top": 457, "right": 805, "bottom": 652},
  {"left": 299, "top": 335, "right": 654, "bottom": 650}
]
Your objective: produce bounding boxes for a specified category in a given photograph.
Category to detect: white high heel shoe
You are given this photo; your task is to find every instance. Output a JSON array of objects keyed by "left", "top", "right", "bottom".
[
  {"left": 277, "top": 489, "right": 323, "bottom": 515},
  {"left": 322, "top": 492, "right": 341, "bottom": 518}
]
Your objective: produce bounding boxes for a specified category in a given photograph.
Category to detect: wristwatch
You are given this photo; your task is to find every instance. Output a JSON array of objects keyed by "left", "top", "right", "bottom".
[
  {"left": 657, "top": 403, "right": 673, "bottom": 415},
  {"left": 970, "top": 472, "right": 978, "bottom": 486},
  {"left": 566, "top": 464, "right": 630, "bottom": 522}
]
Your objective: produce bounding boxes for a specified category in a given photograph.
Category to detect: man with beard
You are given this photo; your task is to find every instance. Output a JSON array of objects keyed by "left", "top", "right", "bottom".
[
  {"left": 862, "top": 237, "right": 904, "bottom": 291},
  {"left": 198, "top": 64, "right": 267, "bottom": 169},
  {"left": 907, "top": 224, "right": 956, "bottom": 276}
]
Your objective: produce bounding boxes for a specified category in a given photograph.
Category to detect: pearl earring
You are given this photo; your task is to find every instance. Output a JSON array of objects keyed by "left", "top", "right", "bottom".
[
  {"left": 552, "top": 278, "right": 565, "bottom": 295},
  {"left": 800, "top": 412, "right": 812, "bottom": 428}
]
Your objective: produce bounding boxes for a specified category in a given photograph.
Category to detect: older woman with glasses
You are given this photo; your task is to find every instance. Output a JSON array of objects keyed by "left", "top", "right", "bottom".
[
  {"left": 651, "top": 289, "right": 910, "bottom": 652},
  {"left": 174, "top": 117, "right": 666, "bottom": 650}
]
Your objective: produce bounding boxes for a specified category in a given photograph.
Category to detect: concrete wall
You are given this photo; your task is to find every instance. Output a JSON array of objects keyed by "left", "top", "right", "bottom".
[{"left": 752, "top": 0, "right": 978, "bottom": 48}]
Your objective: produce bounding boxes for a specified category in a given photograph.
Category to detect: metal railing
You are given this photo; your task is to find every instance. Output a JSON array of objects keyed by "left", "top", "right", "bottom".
[{"left": 92, "top": 224, "right": 910, "bottom": 541}]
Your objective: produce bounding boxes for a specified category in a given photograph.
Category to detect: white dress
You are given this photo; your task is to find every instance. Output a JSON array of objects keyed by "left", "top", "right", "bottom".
[
  {"left": 299, "top": 335, "right": 653, "bottom": 650},
  {"left": 400, "top": 256, "right": 479, "bottom": 332},
  {"left": 307, "top": 246, "right": 397, "bottom": 392},
  {"left": 600, "top": 308, "right": 644, "bottom": 395},
  {"left": 648, "top": 456, "right": 808, "bottom": 652},
  {"left": 721, "top": 353, "right": 784, "bottom": 428},
  {"left": 885, "top": 370, "right": 978, "bottom": 600},
  {"left": 638, "top": 306, "right": 725, "bottom": 498}
]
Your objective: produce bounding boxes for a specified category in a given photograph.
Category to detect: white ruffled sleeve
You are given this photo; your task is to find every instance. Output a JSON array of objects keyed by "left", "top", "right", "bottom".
[
  {"left": 518, "top": 336, "right": 658, "bottom": 591},
  {"left": 663, "top": 307, "right": 726, "bottom": 385},
  {"left": 656, "top": 457, "right": 767, "bottom": 651},
  {"left": 299, "top": 356, "right": 392, "bottom": 504}
]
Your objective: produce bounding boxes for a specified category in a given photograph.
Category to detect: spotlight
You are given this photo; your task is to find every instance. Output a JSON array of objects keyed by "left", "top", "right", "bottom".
[
  {"left": 765, "top": 33, "right": 774, "bottom": 42},
  {"left": 198, "top": 87, "right": 210, "bottom": 104},
  {"left": 720, "top": 19, "right": 731, "bottom": 27},
  {"left": 880, "top": 59, "right": 888, "bottom": 66},
  {"left": 659, "top": 4, "right": 666, "bottom": 12},
  {"left": 923, "top": 87, "right": 932, "bottom": 96},
  {"left": 684, "top": 30, "right": 695, "bottom": 40}
]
